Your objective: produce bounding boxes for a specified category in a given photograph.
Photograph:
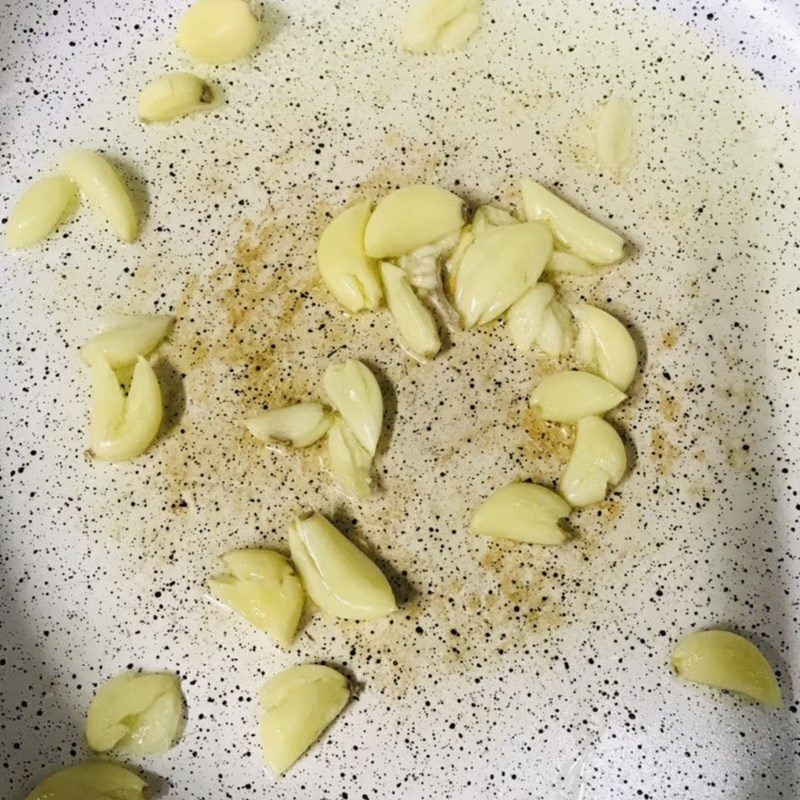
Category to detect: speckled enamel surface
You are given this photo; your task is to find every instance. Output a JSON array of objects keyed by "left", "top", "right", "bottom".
[{"left": 1, "top": 1, "right": 799, "bottom": 798}]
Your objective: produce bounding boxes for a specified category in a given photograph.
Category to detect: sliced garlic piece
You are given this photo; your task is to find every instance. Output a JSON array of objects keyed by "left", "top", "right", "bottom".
[
  {"left": 403, "top": 0, "right": 481, "bottom": 53},
  {"left": 317, "top": 200, "right": 382, "bottom": 313},
  {"left": 546, "top": 250, "right": 595, "bottom": 276},
  {"left": 322, "top": 359, "right": 383, "bottom": 457},
  {"left": 89, "top": 356, "right": 163, "bottom": 462},
  {"left": 506, "top": 283, "right": 574, "bottom": 356},
  {"left": 208, "top": 549, "right": 304, "bottom": 647},
  {"left": 672, "top": 630, "right": 782, "bottom": 707},
  {"left": 260, "top": 664, "right": 350, "bottom": 776},
  {"left": 289, "top": 512, "right": 397, "bottom": 619},
  {"left": 5, "top": 175, "right": 78, "bottom": 249},
  {"left": 327, "top": 416, "right": 372, "bottom": 499},
  {"left": 454, "top": 221, "right": 552, "bottom": 328},
  {"left": 176, "top": 0, "right": 260, "bottom": 64},
  {"left": 246, "top": 403, "right": 332, "bottom": 448},
  {"left": 520, "top": 179, "right": 624, "bottom": 265},
  {"left": 63, "top": 150, "right": 138, "bottom": 243},
  {"left": 138, "top": 73, "right": 214, "bottom": 123},
  {"left": 596, "top": 97, "right": 633, "bottom": 175},
  {"left": 364, "top": 184, "right": 465, "bottom": 258},
  {"left": 471, "top": 204, "right": 516, "bottom": 238},
  {"left": 470, "top": 482, "right": 571, "bottom": 545},
  {"left": 86, "top": 672, "right": 184, "bottom": 755},
  {"left": 397, "top": 230, "right": 460, "bottom": 293},
  {"left": 529, "top": 370, "right": 625, "bottom": 423},
  {"left": 559, "top": 416, "right": 626, "bottom": 507},
  {"left": 573, "top": 303, "right": 637, "bottom": 391},
  {"left": 24, "top": 762, "right": 147, "bottom": 800},
  {"left": 80, "top": 315, "right": 173, "bottom": 369},
  {"left": 380, "top": 262, "right": 441, "bottom": 359}
]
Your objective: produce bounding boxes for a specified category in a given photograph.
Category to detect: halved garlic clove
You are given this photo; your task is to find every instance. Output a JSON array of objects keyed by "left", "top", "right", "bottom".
[
  {"left": 546, "top": 250, "right": 595, "bottom": 276},
  {"left": 559, "top": 415, "right": 626, "bottom": 507},
  {"left": 138, "top": 72, "right": 214, "bottom": 123},
  {"left": 672, "top": 630, "right": 782, "bottom": 707},
  {"left": 176, "top": 0, "right": 260, "bottom": 64},
  {"left": 520, "top": 179, "right": 624, "bottom": 266},
  {"left": 573, "top": 303, "right": 637, "bottom": 391},
  {"left": 327, "top": 416, "right": 372, "bottom": 500},
  {"left": 260, "top": 664, "right": 350, "bottom": 777},
  {"left": 89, "top": 356, "right": 163, "bottom": 462},
  {"left": 86, "top": 672, "right": 185, "bottom": 755},
  {"left": 380, "top": 262, "right": 441, "bottom": 359},
  {"left": 403, "top": 0, "right": 481, "bottom": 53},
  {"left": 207, "top": 549, "right": 304, "bottom": 647},
  {"left": 470, "top": 204, "right": 517, "bottom": 238},
  {"left": 506, "top": 283, "right": 574, "bottom": 356},
  {"left": 80, "top": 315, "right": 173, "bottom": 369},
  {"left": 397, "top": 230, "right": 460, "bottom": 293},
  {"left": 363, "top": 184, "right": 465, "bottom": 258},
  {"left": 454, "top": 221, "right": 552, "bottom": 328},
  {"left": 322, "top": 359, "right": 383, "bottom": 457},
  {"left": 246, "top": 403, "right": 332, "bottom": 448},
  {"left": 5, "top": 175, "right": 78, "bottom": 249},
  {"left": 596, "top": 97, "right": 633, "bottom": 175},
  {"left": 63, "top": 150, "right": 139, "bottom": 243},
  {"left": 24, "top": 762, "right": 147, "bottom": 800},
  {"left": 530, "top": 370, "right": 625, "bottom": 423},
  {"left": 289, "top": 512, "right": 397, "bottom": 620},
  {"left": 317, "top": 200, "right": 382, "bottom": 313},
  {"left": 470, "top": 482, "right": 571, "bottom": 545}
]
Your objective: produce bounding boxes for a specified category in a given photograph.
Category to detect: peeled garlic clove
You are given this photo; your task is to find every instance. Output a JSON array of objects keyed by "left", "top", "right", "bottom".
[
  {"left": 520, "top": 179, "right": 624, "bottom": 266},
  {"left": 89, "top": 356, "right": 163, "bottom": 462},
  {"left": 260, "top": 664, "right": 350, "bottom": 776},
  {"left": 289, "top": 512, "right": 397, "bottom": 619},
  {"left": 24, "top": 762, "right": 147, "bottom": 800},
  {"left": 86, "top": 672, "right": 184, "bottom": 755},
  {"left": 63, "top": 150, "right": 138, "bottom": 243},
  {"left": 176, "top": 0, "right": 260, "bottom": 64},
  {"left": 471, "top": 204, "right": 516, "bottom": 238},
  {"left": 80, "top": 315, "right": 173, "bottom": 369},
  {"left": 322, "top": 359, "right": 383, "bottom": 457},
  {"left": 546, "top": 250, "right": 595, "bottom": 276},
  {"left": 208, "top": 549, "right": 304, "bottom": 647},
  {"left": 403, "top": 0, "right": 481, "bottom": 53},
  {"left": 470, "top": 482, "right": 571, "bottom": 545},
  {"left": 454, "top": 221, "right": 552, "bottom": 328},
  {"left": 246, "top": 403, "right": 332, "bottom": 448},
  {"left": 506, "top": 283, "right": 574, "bottom": 356},
  {"left": 138, "top": 72, "right": 214, "bottom": 123},
  {"left": 530, "top": 370, "right": 625, "bottom": 423},
  {"left": 327, "top": 416, "right": 372, "bottom": 499},
  {"left": 559, "top": 416, "right": 626, "bottom": 507},
  {"left": 380, "top": 262, "right": 441, "bottom": 359},
  {"left": 596, "top": 97, "right": 633, "bottom": 174},
  {"left": 672, "top": 630, "right": 782, "bottom": 707},
  {"left": 364, "top": 184, "right": 465, "bottom": 258},
  {"left": 5, "top": 175, "right": 78, "bottom": 249},
  {"left": 573, "top": 303, "right": 637, "bottom": 391},
  {"left": 397, "top": 229, "right": 460, "bottom": 292}
]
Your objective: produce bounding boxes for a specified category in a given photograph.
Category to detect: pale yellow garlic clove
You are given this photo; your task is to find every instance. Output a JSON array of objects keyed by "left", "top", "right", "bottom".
[
  {"left": 364, "top": 184, "right": 465, "bottom": 258},
  {"left": 506, "top": 283, "right": 574, "bottom": 356},
  {"left": 530, "top": 370, "right": 625, "bottom": 423},
  {"left": 596, "top": 97, "right": 633, "bottom": 175},
  {"left": 176, "top": 0, "right": 260, "bottom": 64},
  {"left": 559, "top": 416, "right": 626, "bottom": 507},
  {"left": 80, "top": 315, "right": 173, "bottom": 369},
  {"left": 322, "top": 359, "right": 383, "bottom": 457},
  {"left": 470, "top": 482, "right": 571, "bottom": 545},
  {"left": 403, "top": 0, "right": 481, "bottom": 53},
  {"left": 63, "top": 150, "right": 138, "bottom": 243},
  {"left": 24, "top": 762, "right": 146, "bottom": 800},
  {"left": 208, "top": 549, "right": 304, "bottom": 647},
  {"left": 89, "top": 356, "right": 163, "bottom": 461},
  {"left": 327, "top": 416, "right": 372, "bottom": 499},
  {"left": 470, "top": 204, "right": 517, "bottom": 238},
  {"left": 380, "top": 261, "right": 441, "bottom": 359},
  {"left": 86, "top": 672, "right": 184, "bottom": 755},
  {"left": 317, "top": 200, "right": 382, "bottom": 313},
  {"left": 672, "top": 630, "right": 782, "bottom": 707},
  {"left": 260, "top": 664, "right": 350, "bottom": 776},
  {"left": 5, "top": 175, "right": 78, "bottom": 249},
  {"left": 138, "top": 72, "right": 214, "bottom": 123},
  {"left": 573, "top": 303, "right": 637, "bottom": 391},
  {"left": 289, "top": 512, "right": 397, "bottom": 619},
  {"left": 397, "top": 229, "right": 460, "bottom": 292},
  {"left": 246, "top": 403, "right": 332, "bottom": 448},
  {"left": 546, "top": 250, "right": 595, "bottom": 276},
  {"left": 454, "top": 221, "right": 552, "bottom": 327},
  {"left": 520, "top": 179, "right": 624, "bottom": 265}
]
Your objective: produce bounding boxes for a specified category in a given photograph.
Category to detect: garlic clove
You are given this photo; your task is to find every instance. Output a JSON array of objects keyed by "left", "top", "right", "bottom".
[
  {"left": 326, "top": 416, "right": 373, "bottom": 500},
  {"left": 403, "top": 0, "right": 481, "bottom": 54},
  {"left": 573, "top": 303, "right": 637, "bottom": 391},
  {"left": 80, "top": 315, "right": 173, "bottom": 369},
  {"left": 138, "top": 72, "right": 215, "bottom": 123},
  {"left": 5, "top": 175, "right": 78, "bottom": 249},
  {"left": 506, "top": 283, "right": 574, "bottom": 356},
  {"left": 246, "top": 403, "right": 332, "bottom": 448},
  {"left": 546, "top": 250, "right": 595, "bottom": 276},
  {"left": 176, "top": 0, "right": 260, "bottom": 64},
  {"left": 530, "top": 370, "right": 625, "bottom": 423},
  {"left": 24, "top": 762, "right": 147, "bottom": 800},
  {"left": 596, "top": 97, "right": 633, "bottom": 175},
  {"left": 470, "top": 204, "right": 517, "bottom": 238}
]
